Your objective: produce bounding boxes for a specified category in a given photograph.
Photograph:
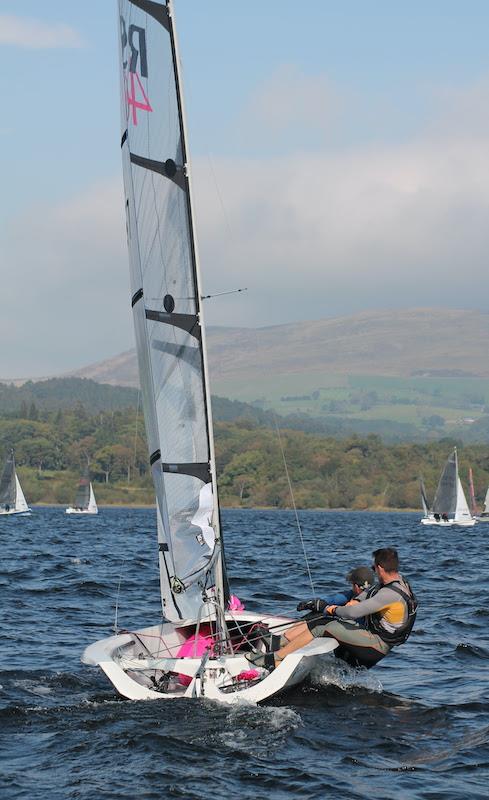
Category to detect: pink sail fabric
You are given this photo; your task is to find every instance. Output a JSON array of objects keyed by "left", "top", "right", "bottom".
[
  {"left": 176, "top": 625, "right": 214, "bottom": 686},
  {"left": 236, "top": 669, "right": 260, "bottom": 681},
  {"left": 228, "top": 595, "right": 245, "bottom": 611}
]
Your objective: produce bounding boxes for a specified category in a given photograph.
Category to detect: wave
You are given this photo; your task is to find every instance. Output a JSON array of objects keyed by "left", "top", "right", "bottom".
[
  {"left": 309, "top": 658, "right": 383, "bottom": 693},
  {"left": 455, "top": 642, "right": 489, "bottom": 659}
]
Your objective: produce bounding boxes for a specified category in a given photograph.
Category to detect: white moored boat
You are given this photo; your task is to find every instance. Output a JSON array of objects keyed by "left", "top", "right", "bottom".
[
  {"left": 0, "top": 450, "right": 31, "bottom": 517},
  {"left": 420, "top": 448, "right": 476, "bottom": 527},
  {"left": 66, "top": 472, "right": 98, "bottom": 515},
  {"left": 82, "top": 0, "right": 337, "bottom": 703}
]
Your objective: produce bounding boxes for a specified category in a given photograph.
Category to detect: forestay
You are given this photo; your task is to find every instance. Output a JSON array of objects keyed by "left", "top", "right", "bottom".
[{"left": 118, "top": 0, "right": 225, "bottom": 622}]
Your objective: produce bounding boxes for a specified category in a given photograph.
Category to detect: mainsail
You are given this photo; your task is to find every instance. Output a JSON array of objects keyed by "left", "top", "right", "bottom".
[
  {"left": 432, "top": 449, "right": 458, "bottom": 516},
  {"left": 74, "top": 473, "right": 91, "bottom": 510},
  {"left": 0, "top": 451, "right": 16, "bottom": 507},
  {"left": 118, "top": 0, "right": 226, "bottom": 622},
  {"left": 419, "top": 478, "right": 430, "bottom": 517}
]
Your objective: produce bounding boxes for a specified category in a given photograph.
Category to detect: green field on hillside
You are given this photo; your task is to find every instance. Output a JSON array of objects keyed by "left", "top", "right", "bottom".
[{"left": 210, "top": 372, "right": 489, "bottom": 433}]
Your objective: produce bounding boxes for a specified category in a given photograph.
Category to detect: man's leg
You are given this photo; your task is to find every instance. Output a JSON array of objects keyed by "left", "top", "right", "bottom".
[
  {"left": 275, "top": 626, "right": 314, "bottom": 660},
  {"left": 282, "top": 621, "right": 309, "bottom": 643},
  {"left": 321, "top": 620, "right": 390, "bottom": 668}
]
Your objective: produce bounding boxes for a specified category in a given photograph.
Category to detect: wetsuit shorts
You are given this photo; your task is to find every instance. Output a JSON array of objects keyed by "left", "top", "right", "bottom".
[{"left": 307, "top": 616, "right": 390, "bottom": 669}]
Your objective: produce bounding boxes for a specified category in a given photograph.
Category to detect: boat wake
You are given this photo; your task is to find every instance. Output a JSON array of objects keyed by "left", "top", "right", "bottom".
[
  {"left": 215, "top": 703, "right": 302, "bottom": 755},
  {"left": 310, "top": 658, "right": 384, "bottom": 693}
]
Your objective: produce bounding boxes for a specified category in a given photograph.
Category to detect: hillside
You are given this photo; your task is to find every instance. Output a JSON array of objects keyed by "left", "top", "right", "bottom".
[
  {"left": 64, "top": 308, "right": 489, "bottom": 388},
  {"left": 4, "top": 309, "right": 489, "bottom": 438}
]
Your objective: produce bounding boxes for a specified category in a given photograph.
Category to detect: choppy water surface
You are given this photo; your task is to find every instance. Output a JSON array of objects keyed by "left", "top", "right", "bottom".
[{"left": 1, "top": 508, "right": 488, "bottom": 799}]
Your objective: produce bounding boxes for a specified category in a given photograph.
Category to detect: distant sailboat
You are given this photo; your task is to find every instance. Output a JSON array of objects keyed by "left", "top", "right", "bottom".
[
  {"left": 420, "top": 448, "right": 476, "bottom": 527},
  {"left": 0, "top": 450, "right": 31, "bottom": 516},
  {"left": 66, "top": 472, "right": 98, "bottom": 515}
]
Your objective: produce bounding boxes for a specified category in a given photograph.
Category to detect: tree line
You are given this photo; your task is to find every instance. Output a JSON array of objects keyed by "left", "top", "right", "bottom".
[{"left": 2, "top": 404, "right": 489, "bottom": 510}]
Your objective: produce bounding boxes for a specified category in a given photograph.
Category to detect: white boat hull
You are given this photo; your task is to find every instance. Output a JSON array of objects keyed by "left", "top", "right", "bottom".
[
  {"left": 420, "top": 516, "right": 476, "bottom": 527},
  {"left": 0, "top": 508, "right": 31, "bottom": 516},
  {"left": 82, "top": 612, "right": 337, "bottom": 705},
  {"left": 66, "top": 508, "right": 98, "bottom": 515}
]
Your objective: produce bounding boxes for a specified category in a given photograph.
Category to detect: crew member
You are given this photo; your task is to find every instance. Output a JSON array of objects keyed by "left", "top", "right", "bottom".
[{"left": 248, "top": 548, "right": 416, "bottom": 670}]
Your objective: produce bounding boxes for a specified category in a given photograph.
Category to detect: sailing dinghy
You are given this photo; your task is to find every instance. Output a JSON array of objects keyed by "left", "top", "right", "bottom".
[
  {"left": 66, "top": 472, "right": 98, "bottom": 515},
  {"left": 0, "top": 450, "right": 31, "bottom": 516},
  {"left": 82, "top": 0, "right": 337, "bottom": 703},
  {"left": 420, "top": 448, "right": 476, "bottom": 527}
]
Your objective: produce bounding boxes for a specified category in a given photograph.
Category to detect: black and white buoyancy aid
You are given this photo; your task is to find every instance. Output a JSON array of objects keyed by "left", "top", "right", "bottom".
[{"left": 365, "top": 579, "right": 418, "bottom": 647}]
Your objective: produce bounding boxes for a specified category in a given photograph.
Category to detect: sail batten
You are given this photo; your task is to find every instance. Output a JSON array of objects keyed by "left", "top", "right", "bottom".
[{"left": 119, "top": 0, "right": 226, "bottom": 621}]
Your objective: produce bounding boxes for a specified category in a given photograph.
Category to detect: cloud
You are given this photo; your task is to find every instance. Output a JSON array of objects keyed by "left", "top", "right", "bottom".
[
  {"left": 1, "top": 178, "right": 132, "bottom": 377},
  {"left": 192, "top": 134, "right": 489, "bottom": 328},
  {"left": 236, "top": 64, "right": 342, "bottom": 149},
  {"left": 0, "top": 14, "right": 83, "bottom": 49},
  {"left": 427, "top": 77, "right": 489, "bottom": 138},
  {"left": 4, "top": 71, "right": 489, "bottom": 377}
]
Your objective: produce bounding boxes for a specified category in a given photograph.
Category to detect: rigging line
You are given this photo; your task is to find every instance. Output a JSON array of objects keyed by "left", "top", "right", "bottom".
[
  {"left": 207, "top": 151, "right": 234, "bottom": 240},
  {"left": 273, "top": 415, "right": 316, "bottom": 598},
  {"left": 253, "top": 330, "right": 316, "bottom": 597}
]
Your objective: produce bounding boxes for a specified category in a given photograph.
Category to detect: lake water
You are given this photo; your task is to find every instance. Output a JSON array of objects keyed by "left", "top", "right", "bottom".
[{"left": 1, "top": 507, "right": 488, "bottom": 799}]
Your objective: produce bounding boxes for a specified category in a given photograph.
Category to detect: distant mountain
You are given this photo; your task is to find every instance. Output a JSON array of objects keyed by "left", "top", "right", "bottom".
[{"left": 61, "top": 308, "right": 489, "bottom": 389}]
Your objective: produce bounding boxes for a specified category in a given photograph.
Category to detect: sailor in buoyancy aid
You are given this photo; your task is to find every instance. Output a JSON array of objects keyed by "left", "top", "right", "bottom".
[
  {"left": 249, "top": 547, "right": 417, "bottom": 672},
  {"left": 320, "top": 546, "right": 417, "bottom": 668}
]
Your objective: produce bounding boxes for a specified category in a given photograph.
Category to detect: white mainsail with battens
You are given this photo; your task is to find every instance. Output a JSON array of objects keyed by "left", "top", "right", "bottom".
[
  {"left": 119, "top": 0, "right": 224, "bottom": 623},
  {"left": 420, "top": 448, "right": 476, "bottom": 527},
  {"left": 82, "top": 0, "right": 338, "bottom": 703}
]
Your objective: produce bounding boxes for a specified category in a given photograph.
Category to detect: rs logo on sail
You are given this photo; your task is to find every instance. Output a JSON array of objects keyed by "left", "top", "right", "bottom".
[{"left": 120, "top": 17, "right": 152, "bottom": 126}]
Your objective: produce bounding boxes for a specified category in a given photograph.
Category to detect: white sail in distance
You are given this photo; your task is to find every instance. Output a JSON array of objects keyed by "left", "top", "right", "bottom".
[
  {"left": 14, "top": 475, "right": 29, "bottom": 513},
  {"left": 455, "top": 476, "right": 472, "bottom": 523},
  {"left": 118, "top": 0, "right": 225, "bottom": 622},
  {"left": 87, "top": 483, "right": 98, "bottom": 514}
]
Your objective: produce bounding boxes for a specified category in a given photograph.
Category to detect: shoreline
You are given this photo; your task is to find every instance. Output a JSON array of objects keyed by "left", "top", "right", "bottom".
[{"left": 31, "top": 503, "right": 421, "bottom": 513}]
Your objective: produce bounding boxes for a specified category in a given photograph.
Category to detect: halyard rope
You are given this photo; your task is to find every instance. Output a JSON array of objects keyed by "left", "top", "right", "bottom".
[{"left": 272, "top": 414, "right": 316, "bottom": 597}]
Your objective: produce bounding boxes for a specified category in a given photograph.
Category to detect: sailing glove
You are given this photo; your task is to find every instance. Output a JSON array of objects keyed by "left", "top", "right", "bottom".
[{"left": 296, "top": 598, "right": 327, "bottom": 613}]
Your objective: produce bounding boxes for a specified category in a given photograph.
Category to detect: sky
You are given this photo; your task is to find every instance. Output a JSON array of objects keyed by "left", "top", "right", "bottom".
[{"left": 2, "top": 1, "right": 489, "bottom": 377}]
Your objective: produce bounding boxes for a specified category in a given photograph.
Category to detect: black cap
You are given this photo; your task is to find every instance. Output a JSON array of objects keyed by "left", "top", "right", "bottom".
[{"left": 346, "top": 566, "right": 375, "bottom": 589}]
